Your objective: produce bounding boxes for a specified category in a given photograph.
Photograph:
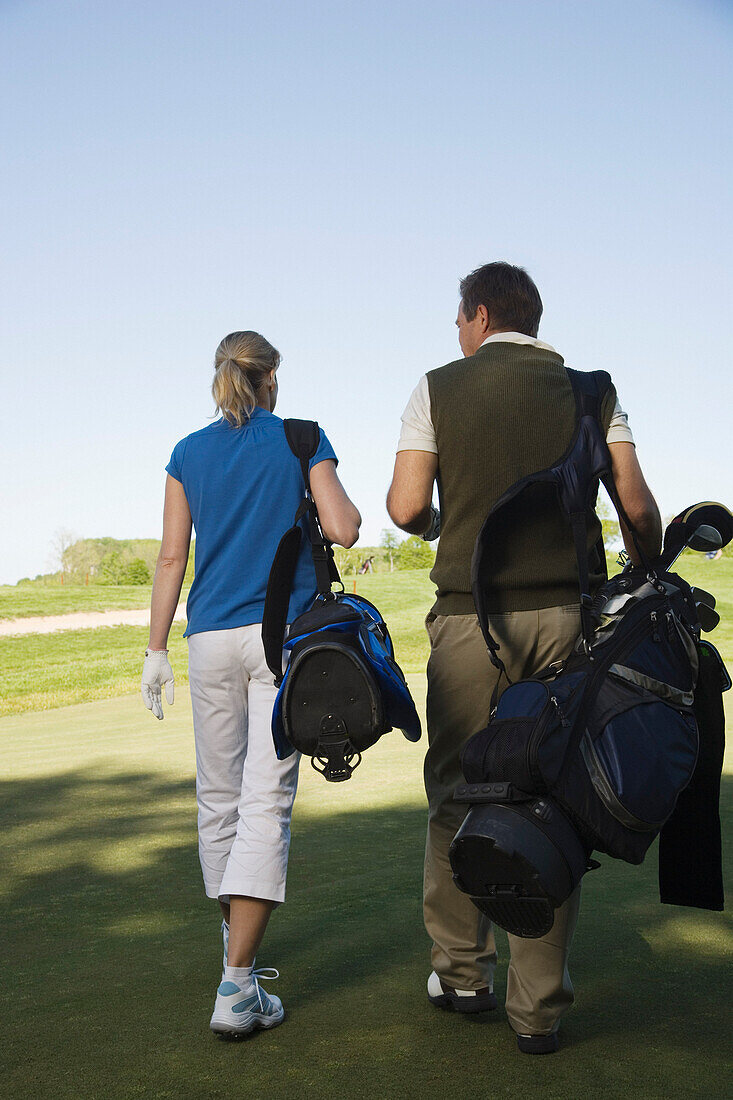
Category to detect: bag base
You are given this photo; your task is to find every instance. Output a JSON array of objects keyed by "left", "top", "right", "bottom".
[
  {"left": 282, "top": 641, "right": 386, "bottom": 775},
  {"left": 450, "top": 800, "right": 589, "bottom": 938}
]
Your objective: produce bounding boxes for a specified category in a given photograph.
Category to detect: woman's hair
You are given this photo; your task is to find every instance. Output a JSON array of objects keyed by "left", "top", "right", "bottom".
[{"left": 212, "top": 331, "right": 281, "bottom": 427}]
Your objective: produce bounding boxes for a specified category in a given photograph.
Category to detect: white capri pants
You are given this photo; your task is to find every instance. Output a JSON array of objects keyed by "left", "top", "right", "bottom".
[{"left": 188, "top": 624, "right": 300, "bottom": 904}]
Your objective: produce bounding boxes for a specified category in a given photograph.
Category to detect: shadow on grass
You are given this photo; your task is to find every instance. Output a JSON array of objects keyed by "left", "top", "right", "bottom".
[{"left": 0, "top": 768, "right": 730, "bottom": 1097}]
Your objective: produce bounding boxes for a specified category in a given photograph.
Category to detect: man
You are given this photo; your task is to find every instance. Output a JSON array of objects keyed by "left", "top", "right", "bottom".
[{"left": 387, "top": 262, "right": 660, "bottom": 1054}]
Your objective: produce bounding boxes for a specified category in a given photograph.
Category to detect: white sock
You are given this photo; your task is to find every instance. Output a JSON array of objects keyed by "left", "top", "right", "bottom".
[{"left": 224, "top": 964, "right": 254, "bottom": 989}]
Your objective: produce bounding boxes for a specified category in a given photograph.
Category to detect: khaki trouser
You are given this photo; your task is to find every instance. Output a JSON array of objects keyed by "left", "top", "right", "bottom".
[{"left": 423, "top": 606, "right": 582, "bottom": 1036}]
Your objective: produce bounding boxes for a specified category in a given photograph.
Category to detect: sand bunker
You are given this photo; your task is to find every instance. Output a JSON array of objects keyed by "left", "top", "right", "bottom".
[{"left": 0, "top": 603, "right": 187, "bottom": 636}]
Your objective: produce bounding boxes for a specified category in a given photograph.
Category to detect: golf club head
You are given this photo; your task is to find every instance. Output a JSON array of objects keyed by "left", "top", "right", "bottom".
[
  {"left": 695, "top": 602, "right": 720, "bottom": 632},
  {"left": 660, "top": 502, "right": 732, "bottom": 570},
  {"left": 690, "top": 586, "right": 716, "bottom": 611},
  {"left": 687, "top": 525, "right": 722, "bottom": 553}
]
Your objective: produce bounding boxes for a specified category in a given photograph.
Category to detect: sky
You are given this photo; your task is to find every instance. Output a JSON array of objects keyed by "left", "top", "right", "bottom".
[{"left": 1, "top": 0, "right": 731, "bottom": 584}]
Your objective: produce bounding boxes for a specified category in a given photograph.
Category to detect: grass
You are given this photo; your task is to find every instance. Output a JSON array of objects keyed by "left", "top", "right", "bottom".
[
  {"left": 0, "top": 584, "right": 174, "bottom": 620},
  {"left": 0, "top": 572, "right": 434, "bottom": 717},
  {"left": 0, "top": 626, "right": 190, "bottom": 716},
  {"left": 0, "top": 689, "right": 730, "bottom": 1099},
  {"left": 2, "top": 561, "right": 731, "bottom": 719}
]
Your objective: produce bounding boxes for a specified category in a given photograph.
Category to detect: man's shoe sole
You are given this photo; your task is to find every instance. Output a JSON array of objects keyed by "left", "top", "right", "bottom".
[
  {"left": 516, "top": 1031, "right": 559, "bottom": 1054},
  {"left": 428, "top": 990, "right": 498, "bottom": 1014}
]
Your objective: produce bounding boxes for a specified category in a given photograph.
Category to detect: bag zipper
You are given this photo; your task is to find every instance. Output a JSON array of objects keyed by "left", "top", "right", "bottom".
[
  {"left": 525, "top": 686, "right": 553, "bottom": 789},
  {"left": 650, "top": 611, "right": 660, "bottom": 643}
]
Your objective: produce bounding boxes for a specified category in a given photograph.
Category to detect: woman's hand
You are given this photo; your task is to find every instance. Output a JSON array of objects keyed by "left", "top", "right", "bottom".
[{"left": 141, "top": 649, "right": 175, "bottom": 720}]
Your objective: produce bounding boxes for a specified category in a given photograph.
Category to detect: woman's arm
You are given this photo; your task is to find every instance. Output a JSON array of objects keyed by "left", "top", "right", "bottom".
[
  {"left": 309, "top": 460, "right": 361, "bottom": 548},
  {"left": 148, "top": 475, "right": 193, "bottom": 650}
]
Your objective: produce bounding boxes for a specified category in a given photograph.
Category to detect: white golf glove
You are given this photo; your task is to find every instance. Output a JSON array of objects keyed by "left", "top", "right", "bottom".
[{"left": 141, "top": 649, "right": 175, "bottom": 720}]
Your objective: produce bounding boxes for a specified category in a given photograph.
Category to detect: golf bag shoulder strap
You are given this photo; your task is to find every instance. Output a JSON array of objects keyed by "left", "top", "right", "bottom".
[
  {"left": 471, "top": 368, "right": 648, "bottom": 671},
  {"left": 262, "top": 419, "right": 342, "bottom": 683},
  {"left": 284, "top": 418, "right": 320, "bottom": 485}
]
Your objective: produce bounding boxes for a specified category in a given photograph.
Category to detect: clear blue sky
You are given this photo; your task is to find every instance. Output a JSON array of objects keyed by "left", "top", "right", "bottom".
[{"left": 1, "top": 0, "right": 731, "bottom": 584}]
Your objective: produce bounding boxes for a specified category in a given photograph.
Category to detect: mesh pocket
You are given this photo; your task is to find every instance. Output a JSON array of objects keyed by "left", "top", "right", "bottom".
[{"left": 462, "top": 718, "right": 537, "bottom": 791}]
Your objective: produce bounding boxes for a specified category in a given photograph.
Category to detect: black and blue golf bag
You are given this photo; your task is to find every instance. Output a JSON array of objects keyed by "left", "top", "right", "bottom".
[
  {"left": 262, "top": 419, "right": 421, "bottom": 782},
  {"left": 448, "top": 369, "right": 729, "bottom": 938}
]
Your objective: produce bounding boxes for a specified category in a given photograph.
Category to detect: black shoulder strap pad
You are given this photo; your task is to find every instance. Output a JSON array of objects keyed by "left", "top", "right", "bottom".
[
  {"left": 284, "top": 419, "right": 321, "bottom": 489},
  {"left": 565, "top": 367, "right": 612, "bottom": 422},
  {"left": 262, "top": 418, "right": 341, "bottom": 683},
  {"left": 262, "top": 514, "right": 307, "bottom": 683}
]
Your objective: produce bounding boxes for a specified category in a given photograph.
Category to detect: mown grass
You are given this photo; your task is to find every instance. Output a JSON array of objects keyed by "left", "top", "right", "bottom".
[
  {"left": 0, "top": 572, "right": 434, "bottom": 716},
  {"left": 0, "top": 691, "right": 730, "bottom": 1099},
  {"left": 0, "top": 584, "right": 172, "bottom": 620},
  {"left": 0, "top": 626, "right": 190, "bottom": 716},
  {"left": 2, "top": 560, "right": 732, "bottom": 719}
]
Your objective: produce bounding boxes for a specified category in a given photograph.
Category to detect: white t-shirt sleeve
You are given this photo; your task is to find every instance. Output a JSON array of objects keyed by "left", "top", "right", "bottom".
[
  {"left": 607, "top": 396, "right": 635, "bottom": 446},
  {"left": 397, "top": 374, "right": 438, "bottom": 453}
]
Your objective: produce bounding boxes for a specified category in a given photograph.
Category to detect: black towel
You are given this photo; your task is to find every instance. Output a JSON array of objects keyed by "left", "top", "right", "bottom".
[{"left": 658, "top": 642, "right": 726, "bottom": 911}]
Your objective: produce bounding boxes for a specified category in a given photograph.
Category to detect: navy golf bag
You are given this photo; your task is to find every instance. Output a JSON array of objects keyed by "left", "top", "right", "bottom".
[
  {"left": 262, "top": 419, "right": 421, "bottom": 782},
  {"left": 449, "top": 369, "right": 729, "bottom": 938}
]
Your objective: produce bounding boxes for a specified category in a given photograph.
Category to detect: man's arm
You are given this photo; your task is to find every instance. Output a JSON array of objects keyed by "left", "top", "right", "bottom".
[
  {"left": 608, "top": 441, "right": 662, "bottom": 563},
  {"left": 387, "top": 450, "right": 438, "bottom": 535}
]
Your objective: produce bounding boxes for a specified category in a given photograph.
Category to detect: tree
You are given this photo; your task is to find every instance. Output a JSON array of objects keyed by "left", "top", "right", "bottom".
[
  {"left": 50, "top": 528, "right": 76, "bottom": 575},
  {"left": 99, "top": 550, "right": 125, "bottom": 585},
  {"left": 333, "top": 547, "right": 363, "bottom": 576},
  {"left": 121, "top": 558, "right": 151, "bottom": 585},
  {"left": 394, "top": 534, "right": 435, "bottom": 570},
  {"left": 380, "top": 529, "right": 401, "bottom": 573}
]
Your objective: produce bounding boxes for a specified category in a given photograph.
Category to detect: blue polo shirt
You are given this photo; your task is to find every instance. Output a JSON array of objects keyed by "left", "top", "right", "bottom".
[{"left": 166, "top": 409, "right": 337, "bottom": 637}]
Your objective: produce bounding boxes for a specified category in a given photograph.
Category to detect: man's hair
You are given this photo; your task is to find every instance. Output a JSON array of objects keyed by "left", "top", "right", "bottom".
[{"left": 459, "top": 261, "right": 543, "bottom": 338}]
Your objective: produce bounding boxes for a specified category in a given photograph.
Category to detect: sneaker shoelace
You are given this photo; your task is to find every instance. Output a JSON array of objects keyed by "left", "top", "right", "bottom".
[
  {"left": 221, "top": 919, "right": 229, "bottom": 972},
  {"left": 251, "top": 968, "right": 280, "bottom": 1012}
]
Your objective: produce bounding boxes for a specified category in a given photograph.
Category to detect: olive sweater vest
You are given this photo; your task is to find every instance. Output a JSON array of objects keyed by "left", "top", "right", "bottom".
[{"left": 427, "top": 341, "right": 616, "bottom": 615}]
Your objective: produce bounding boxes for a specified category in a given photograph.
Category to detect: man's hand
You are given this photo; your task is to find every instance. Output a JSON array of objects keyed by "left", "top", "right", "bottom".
[
  {"left": 141, "top": 649, "right": 175, "bottom": 720},
  {"left": 422, "top": 505, "right": 441, "bottom": 542}
]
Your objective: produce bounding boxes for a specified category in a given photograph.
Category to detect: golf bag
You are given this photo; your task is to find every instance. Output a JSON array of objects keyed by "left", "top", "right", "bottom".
[
  {"left": 449, "top": 369, "right": 729, "bottom": 938},
  {"left": 262, "top": 419, "right": 421, "bottom": 782}
]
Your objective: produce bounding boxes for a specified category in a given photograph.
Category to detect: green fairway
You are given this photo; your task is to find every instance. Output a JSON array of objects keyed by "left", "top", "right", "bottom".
[
  {"left": 1, "top": 559, "right": 731, "bottom": 718},
  {"left": 1, "top": 687, "right": 730, "bottom": 1099},
  {"left": 0, "top": 571, "right": 433, "bottom": 716},
  {"left": 0, "top": 584, "right": 171, "bottom": 620},
  {"left": 0, "top": 626, "right": 191, "bottom": 717}
]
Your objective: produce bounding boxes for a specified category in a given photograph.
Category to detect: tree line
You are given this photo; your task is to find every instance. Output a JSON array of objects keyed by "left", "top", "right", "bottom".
[
  {"left": 19, "top": 534, "right": 196, "bottom": 587},
  {"left": 19, "top": 530, "right": 435, "bottom": 586},
  {"left": 20, "top": 501, "right": 660, "bottom": 588}
]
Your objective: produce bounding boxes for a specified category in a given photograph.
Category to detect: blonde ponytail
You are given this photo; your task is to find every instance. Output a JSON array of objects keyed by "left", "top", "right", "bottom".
[{"left": 212, "top": 331, "right": 281, "bottom": 427}]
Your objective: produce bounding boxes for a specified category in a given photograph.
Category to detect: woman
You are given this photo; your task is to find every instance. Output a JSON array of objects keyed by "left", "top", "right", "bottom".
[{"left": 141, "top": 331, "right": 360, "bottom": 1038}]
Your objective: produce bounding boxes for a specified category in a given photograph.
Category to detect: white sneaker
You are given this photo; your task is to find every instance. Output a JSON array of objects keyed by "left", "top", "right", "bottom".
[
  {"left": 427, "top": 970, "right": 497, "bottom": 1014},
  {"left": 210, "top": 968, "right": 285, "bottom": 1037}
]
